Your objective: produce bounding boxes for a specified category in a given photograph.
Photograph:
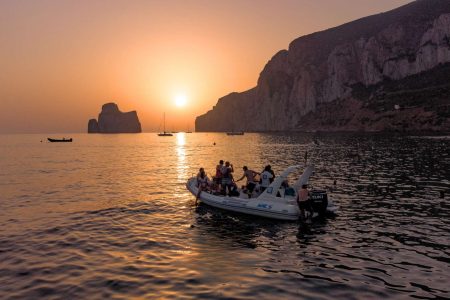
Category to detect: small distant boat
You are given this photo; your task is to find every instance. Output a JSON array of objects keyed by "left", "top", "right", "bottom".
[
  {"left": 158, "top": 132, "right": 173, "bottom": 136},
  {"left": 226, "top": 131, "right": 244, "bottom": 135},
  {"left": 48, "top": 138, "right": 72, "bottom": 142},
  {"left": 186, "top": 124, "right": 192, "bottom": 133},
  {"left": 158, "top": 113, "right": 173, "bottom": 136}
]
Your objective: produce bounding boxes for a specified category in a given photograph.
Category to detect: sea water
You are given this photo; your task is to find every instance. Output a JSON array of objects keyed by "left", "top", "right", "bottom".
[{"left": 0, "top": 133, "right": 449, "bottom": 299}]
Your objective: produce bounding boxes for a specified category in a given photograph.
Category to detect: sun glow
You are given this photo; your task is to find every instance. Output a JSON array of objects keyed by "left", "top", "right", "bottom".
[{"left": 174, "top": 94, "right": 187, "bottom": 107}]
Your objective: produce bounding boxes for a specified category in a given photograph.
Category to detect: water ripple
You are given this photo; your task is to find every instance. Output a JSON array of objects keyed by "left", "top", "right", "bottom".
[{"left": 0, "top": 133, "right": 449, "bottom": 299}]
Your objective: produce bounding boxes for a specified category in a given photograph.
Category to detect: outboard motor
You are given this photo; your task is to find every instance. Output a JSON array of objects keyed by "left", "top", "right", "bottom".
[{"left": 310, "top": 190, "right": 328, "bottom": 216}]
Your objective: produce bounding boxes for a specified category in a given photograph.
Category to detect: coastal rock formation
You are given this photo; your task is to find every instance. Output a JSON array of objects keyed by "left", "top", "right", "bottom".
[
  {"left": 196, "top": 0, "right": 450, "bottom": 132},
  {"left": 88, "top": 103, "right": 142, "bottom": 133},
  {"left": 88, "top": 119, "right": 99, "bottom": 133}
]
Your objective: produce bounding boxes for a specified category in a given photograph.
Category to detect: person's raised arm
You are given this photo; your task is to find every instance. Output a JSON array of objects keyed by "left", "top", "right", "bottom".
[{"left": 236, "top": 173, "right": 245, "bottom": 182}]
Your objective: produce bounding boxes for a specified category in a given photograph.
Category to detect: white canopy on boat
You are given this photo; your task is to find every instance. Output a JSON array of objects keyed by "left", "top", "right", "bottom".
[
  {"left": 293, "top": 165, "right": 314, "bottom": 190},
  {"left": 257, "top": 165, "right": 314, "bottom": 200}
]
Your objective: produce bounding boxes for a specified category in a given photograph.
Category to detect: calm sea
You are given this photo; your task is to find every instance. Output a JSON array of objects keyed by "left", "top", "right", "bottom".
[{"left": 0, "top": 133, "right": 449, "bottom": 299}]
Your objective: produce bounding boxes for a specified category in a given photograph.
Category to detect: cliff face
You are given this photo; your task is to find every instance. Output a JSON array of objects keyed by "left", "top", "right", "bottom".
[
  {"left": 196, "top": 0, "right": 450, "bottom": 132},
  {"left": 88, "top": 103, "right": 142, "bottom": 133}
]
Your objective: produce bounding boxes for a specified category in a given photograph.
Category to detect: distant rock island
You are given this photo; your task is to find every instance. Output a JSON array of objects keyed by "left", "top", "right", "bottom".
[
  {"left": 196, "top": 0, "right": 450, "bottom": 132},
  {"left": 88, "top": 103, "right": 142, "bottom": 133}
]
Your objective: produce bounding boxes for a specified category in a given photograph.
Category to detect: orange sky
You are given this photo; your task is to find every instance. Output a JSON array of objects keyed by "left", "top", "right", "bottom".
[{"left": 0, "top": 0, "right": 411, "bottom": 133}]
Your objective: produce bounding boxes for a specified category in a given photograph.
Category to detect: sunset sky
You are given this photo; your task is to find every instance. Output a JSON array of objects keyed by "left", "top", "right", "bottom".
[{"left": 0, "top": 0, "right": 411, "bottom": 133}]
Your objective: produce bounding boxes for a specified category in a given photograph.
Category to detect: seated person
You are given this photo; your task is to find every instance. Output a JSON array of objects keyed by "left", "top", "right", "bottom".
[
  {"left": 281, "top": 179, "right": 296, "bottom": 196},
  {"left": 228, "top": 181, "right": 240, "bottom": 197},
  {"left": 196, "top": 168, "right": 211, "bottom": 202}
]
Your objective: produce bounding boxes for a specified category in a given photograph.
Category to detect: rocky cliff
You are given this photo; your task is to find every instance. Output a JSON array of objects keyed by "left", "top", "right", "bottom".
[
  {"left": 88, "top": 103, "right": 142, "bottom": 133},
  {"left": 196, "top": 0, "right": 450, "bottom": 132}
]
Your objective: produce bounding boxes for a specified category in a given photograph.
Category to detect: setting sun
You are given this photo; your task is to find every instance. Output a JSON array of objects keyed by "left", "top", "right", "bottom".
[{"left": 174, "top": 94, "right": 187, "bottom": 107}]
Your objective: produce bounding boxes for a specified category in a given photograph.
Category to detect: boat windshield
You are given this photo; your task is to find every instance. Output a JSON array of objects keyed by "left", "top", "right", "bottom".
[{"left": 259, "top": 165, "right": 314, "bottom": 198}]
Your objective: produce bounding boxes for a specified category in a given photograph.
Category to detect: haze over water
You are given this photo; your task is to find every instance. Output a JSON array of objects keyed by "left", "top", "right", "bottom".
[
  {"left": 0, "top": 133, "right": 449, "bottom": 299},
  {"left": 0, "top": 0, "right": 411, "bottom": 133}
]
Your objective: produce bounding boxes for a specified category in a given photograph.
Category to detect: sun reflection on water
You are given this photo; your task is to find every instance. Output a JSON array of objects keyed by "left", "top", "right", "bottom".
[
  {"left": 176, "top": 133, "right": 188, "bottom": 184},
  {"left": 176, "top": 132, "right": 186, "bottom": 147}
]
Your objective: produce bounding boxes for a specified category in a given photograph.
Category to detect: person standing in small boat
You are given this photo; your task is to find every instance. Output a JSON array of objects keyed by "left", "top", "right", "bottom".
[
  {"left": 297, "top": 184, "right": 312, "bottom": 222},
  {"left": 236, "top": 166, "right": 259, "bottom": 198},
  {"left": 196, "top": 168, "right": 210, "bottom": 203},
  {"left": 259, "top": 165, "right": 275, "bottom": 184},
  {"left": 213, "top": 160, "right": 224, "bottom": 193},
  {"left": 267, "top": 165, "right": 275, "bottom": 183},
  {"left": 221, "top": 161, "right": 234, "bottom": 196},
  {"left": 260, "top": 165, "right": 273, "bottom": 193}
]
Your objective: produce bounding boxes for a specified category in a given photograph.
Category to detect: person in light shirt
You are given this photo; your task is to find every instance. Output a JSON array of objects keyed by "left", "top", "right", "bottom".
[
  {"left": 196, "top": 168, "right": 210, "bottom": 203},
  {"left": 236, "top": 166, "right": 260, "bottom": 198},
  {"left": 260, "top": 165, "right": 273, "bottom": 192},
  {"left": 213, "top": 160, "right": 224, "bottom": 193},
  {"left": 221, "top": 161, "right": 234, "bottom": 196}
]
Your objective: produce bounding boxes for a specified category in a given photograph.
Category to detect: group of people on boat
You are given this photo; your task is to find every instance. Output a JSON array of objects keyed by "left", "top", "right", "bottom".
[
  {"left": 195, "top": 160, "right": 280, "bottom": 200},
  {"left": 195, "top": 161, "right": 316, "bottom": 221}
]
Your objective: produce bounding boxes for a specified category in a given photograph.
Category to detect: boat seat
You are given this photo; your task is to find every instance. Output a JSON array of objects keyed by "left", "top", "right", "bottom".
[{"left": 276, "top": 187, "right": 296, "bottom": 198}]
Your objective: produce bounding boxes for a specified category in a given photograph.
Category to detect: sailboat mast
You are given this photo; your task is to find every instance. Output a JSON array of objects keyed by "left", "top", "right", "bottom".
[{"left": 163, "top": 112, "right": 165, "bottom": 133}]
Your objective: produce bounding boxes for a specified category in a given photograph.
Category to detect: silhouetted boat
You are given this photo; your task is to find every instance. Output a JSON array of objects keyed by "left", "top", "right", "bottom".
[
  {"left": 158, "top": 132, "right": 173, "bottom": 136},
  {"left": 47, "top": 138, "right": 72, "bottom": 142},
  {"left": 226, "top": 131, "right": 244, "bottom": 135},
  {"left": 158, "top": 112, "right": 173, "bottom": 136}
]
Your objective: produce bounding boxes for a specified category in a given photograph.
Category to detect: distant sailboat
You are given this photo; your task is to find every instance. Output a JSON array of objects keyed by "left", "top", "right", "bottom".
[
  {"left": 158, "top": 113, "right": 173, "bottom": 136},
  {"left": 186, "top": 124, "right": 192, "bottom": 133}
]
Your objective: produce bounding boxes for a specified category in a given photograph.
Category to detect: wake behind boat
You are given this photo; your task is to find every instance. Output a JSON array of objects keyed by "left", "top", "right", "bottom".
[
  {"left": 187, "top": 165, "right": 338, "bottom": 221},
  {"left": 47, "top": 138, "right": 72, "bottom": 142}
]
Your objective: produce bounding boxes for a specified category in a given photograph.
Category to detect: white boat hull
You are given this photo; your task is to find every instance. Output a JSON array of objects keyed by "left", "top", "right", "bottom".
[{"left": 186, "top": 177, "right": 338, "bottom": 221}]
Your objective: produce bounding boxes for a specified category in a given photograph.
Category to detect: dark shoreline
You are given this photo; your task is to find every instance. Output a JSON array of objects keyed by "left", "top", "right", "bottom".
[{"left": 195, "top": 130, "right": 450, "bottom": 136}]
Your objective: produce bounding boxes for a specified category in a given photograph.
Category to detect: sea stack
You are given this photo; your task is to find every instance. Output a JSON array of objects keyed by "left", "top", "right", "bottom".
[{"left": 88, "top": 103, "right": 142, "bottom": 133}]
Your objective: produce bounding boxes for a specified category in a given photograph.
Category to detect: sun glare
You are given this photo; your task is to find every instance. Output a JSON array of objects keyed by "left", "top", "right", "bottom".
[{"left": 174, "top": 94, "right": 187, "bottom": 107}]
